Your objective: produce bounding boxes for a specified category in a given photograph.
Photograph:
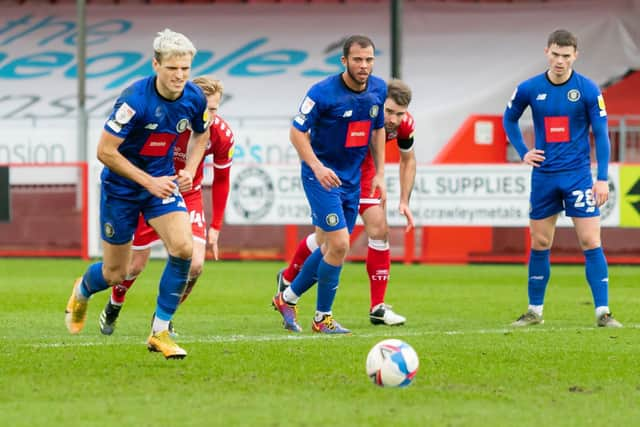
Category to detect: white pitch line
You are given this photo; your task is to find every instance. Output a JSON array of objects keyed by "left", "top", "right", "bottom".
[{"left": 18, "top": 324, "right": 637, "bottom": 349}]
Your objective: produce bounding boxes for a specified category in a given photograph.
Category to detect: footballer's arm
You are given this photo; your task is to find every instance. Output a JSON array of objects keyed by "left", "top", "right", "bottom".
[
  {"left": 180, "top": 129, "right": 210, "bottom": 192},
  {"left": 398, "top": 148, "right": 416, "bottom": 231},
  {"left": 369, "top": 127, "right": 386, "bottom": 202},
  {"left": 290, "top": 126, "right": 341, "bottom": 190},
  {"left": 97, "top": 130, "right": 176, "bottom": 199}
]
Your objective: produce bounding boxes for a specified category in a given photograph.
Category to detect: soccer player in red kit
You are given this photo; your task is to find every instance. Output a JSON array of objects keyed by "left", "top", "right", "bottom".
[
  {"left": 276, "top": 79, "right": 416, "bottom": 326},
  {"left": 98, "top": 76, "right": 235, "bottom": 335}
]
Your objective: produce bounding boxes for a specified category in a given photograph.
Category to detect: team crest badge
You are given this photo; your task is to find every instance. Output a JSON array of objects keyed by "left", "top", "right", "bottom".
[
  {"left": 325, "top": 213, "right": 339, "bottom": 227},
  {"left": 567, "top": 89, "right": 581, "bottom": 102},
  {"left": 176, "top": 118, "right": 190, "bottom": 133},
  {"left": 370, "top": 105, "right": 379, "bottom": 118},
  {"left": 104, "top": 223, "right": 115, "bottom": 238}
]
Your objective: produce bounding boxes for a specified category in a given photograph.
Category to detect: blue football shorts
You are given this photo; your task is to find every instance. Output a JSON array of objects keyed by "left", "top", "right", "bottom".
[
  {"left": 529, "top": 168, "right": 600, "bottom": 220},
  {"left": 99, "top": 183, "right": 187, "bottom": 244},
  {"left": 302, "top": 173, "right": 360, "bottom": 233}
]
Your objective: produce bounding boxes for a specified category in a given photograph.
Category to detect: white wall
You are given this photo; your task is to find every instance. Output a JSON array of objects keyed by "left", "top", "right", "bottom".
[{"left": 1, "top": 0, "right": 639, "bottom": 164}]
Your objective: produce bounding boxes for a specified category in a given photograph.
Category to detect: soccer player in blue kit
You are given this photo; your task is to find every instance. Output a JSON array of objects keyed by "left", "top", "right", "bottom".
[
  {"left": 272, "top": 35, "right": 387, "bottom": 334},
  {"left": 64, "top": 29, "right": 211, "bottom": 358},
  {"left": 504, "top": 29, "right": 622, "bottom": 328}
]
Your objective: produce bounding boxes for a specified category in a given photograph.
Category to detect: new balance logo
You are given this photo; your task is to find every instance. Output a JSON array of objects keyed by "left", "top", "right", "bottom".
[
  {"left": 529, "top": 275, "right": 545, "bottom": 280},
  {"left": 342, "top": 110, "right": 353, "bottom": 118},
  {"left": 144, "top": 123, "right": 159, "bottom": 130},
  {"left": 536, "top": 93, "right": 547, "bottom": 100}
]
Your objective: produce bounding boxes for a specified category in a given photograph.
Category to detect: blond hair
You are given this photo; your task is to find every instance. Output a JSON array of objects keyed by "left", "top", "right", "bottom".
[
  {"left": 192, "top": 76, "right": 224, "bottom": 97},
  {"left": 153, "top": 28, "right": 197, "bottom": 63}
]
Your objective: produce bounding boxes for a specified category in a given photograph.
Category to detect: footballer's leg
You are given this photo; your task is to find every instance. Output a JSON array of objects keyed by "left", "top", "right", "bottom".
[
  {"left": 573, "top": 216, "right": 622, "bottom": 328},
  {"left": 361, "top": 202, "right": 405, "bottom": 326},
  {"left": 512, "top": 215, "right": 556, "bottom": 327},
  {"left": 277, "top": 232, "right": 320, "bottom": 294},
  {"left": 146, "top": 210, "right": 192, "bottom": 359},
  {"left": 99, "top": 247, "right": 151, "bottom": 335},
  {"left": 66, "top": 242, "right": 130, "bottom": 334}
]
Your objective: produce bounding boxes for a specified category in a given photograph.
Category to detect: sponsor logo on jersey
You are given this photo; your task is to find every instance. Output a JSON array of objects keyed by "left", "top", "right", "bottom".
[
  {"left": 369, "top": 105, "right": 379, "bottom": 118},
  {"left": 345, "top": 120, "right": 371, "bottom": 147},
  {"left": 325, "top": 213, "right": 339, "bottom": 227},
  {"left": 342, "top": 110, "right": 353, "bottom": 118},
  {"left": 106, "top": 120, "right": 122, "bottom": 133},
  {"left": 544, "top": 116, "right": 570, "bottom": 143},
  {"left": 144, "top": 123, "right": 159, "bottom": 130},
  {"left": 597, "top": 94, "right": 607, "bottom": 117},
  {"left": 300, "top": 96, "right": 315, "bottom": 114},
  {"left": 536, "top": 93, "right": 547, "bottom": 101},
  {"left": 140, "top": 132, "right": 175, "bottom": 156},
  {"left": 176, "top": 118, "right": 190, "bottom": 133},
  {"left": 567, "top": 89, "right": 581, "bottom": 102},
  {"left": 294, "top": 114, "right": 306, "bottom": 126},
  {"left": 115, "top": 102, "right": 135, "bottom": 125}
]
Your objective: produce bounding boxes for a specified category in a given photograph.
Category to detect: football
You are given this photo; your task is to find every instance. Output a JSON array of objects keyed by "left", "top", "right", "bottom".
[{"left": 366, "top": 339, "right": 419, "bottom": 387}]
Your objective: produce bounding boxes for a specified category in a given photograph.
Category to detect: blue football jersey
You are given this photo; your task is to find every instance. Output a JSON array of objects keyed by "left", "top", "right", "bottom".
[
  {"left": 101, "top": 76, "right": 208, "bottom": 194},
  {"left": 504, "top": 70, "right": 609, "bottom": 174},
  {"left": 292, "top": 74, "right": 386, "bottom": 187}
]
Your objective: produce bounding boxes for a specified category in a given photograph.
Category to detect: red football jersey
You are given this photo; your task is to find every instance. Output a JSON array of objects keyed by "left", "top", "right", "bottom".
[
  {"left": 361, "top": 111, "right": 415, "bottom": 198},
  {"left": 173, "top": 116, "right": 235, "bottom": 196}
]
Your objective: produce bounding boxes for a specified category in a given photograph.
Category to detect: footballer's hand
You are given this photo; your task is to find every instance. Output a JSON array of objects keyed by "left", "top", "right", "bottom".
[
  {"left": 207, "top": 227, "right": 220, "bottom": 260},
  {"left": 523, "top": 149, "right": 545, "bottom": 167},
  {"left": 148, "top": 175, "right": 178, "bottom": 199},
  {"left": 314, "top": 165, "right": 341, "bottom": 191},
  {"left": 399, "top": 202, "right": 415, "bottom": 232},
  {"left": 593, "top": 180, "right": 609, "bottom": 207},
  {"left": 371, "top": 173, "right": 386, "bottom": 203},
  {"left": 177, "top": 169, "right": 194, "bottom": 192}
]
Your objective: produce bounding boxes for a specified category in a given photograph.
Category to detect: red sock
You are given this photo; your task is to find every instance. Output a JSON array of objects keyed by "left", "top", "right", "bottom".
[
  {"left": 367, "top": 246, "right": 390, "bottom": 309},
  {"left": 111, "top": 277, "right": 136, "bottom": 305},
  {"left": 283, "top": 234, "right": 315, "bottom": 282}
]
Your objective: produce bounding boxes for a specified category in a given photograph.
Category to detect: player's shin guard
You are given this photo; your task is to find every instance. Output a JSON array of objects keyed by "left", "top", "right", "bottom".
[
  {"left": 283, "top": 233, "right": 318, "bottom": 283},
  {"left": 316, "top": 259, "right": 342, "bottom": 313},
  {"left": 584, "top": 247, "right": 609, "bottom": 307},
  {"left": 367, "top": 239, "right": 390, "bottom": 309},
  {"left": 80, "top": 262, "right": 110, "bottom": 298},
  {"left": 290, "top": 248, "right": 323, "bottom": 297},
  {"left": 155, "top": 255, "right": 191, "bottom": 322},
  {"left": 527, "top": 249, "right": 550, "bottom": 305}
]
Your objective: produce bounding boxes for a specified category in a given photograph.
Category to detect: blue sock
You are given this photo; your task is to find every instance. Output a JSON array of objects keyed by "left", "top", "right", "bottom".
[
  {"left": 528, "top": 249, "right": 550, "bottom": 305},
  {"left": 79, "top": 262, "right": 109, "bottom": 298},
  {"left": 290, "top": 248, "right": 322, "bottom": 297},
  {"left": 584, "top": 247, "right": 608, "bottom": 307},
  {"left": 316, "top": 259, "right": 342, "bottom": 313},
  {"left": 155, "top": 256, "right": 191, "bottom": 321}
]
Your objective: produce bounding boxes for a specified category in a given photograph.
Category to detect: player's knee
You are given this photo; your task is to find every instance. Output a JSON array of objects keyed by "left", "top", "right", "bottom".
[
  {"left": 530, "top": 232, "right": 553, "bottom": 249},
  {"left": 329, "top": 239, "right": 350, "bottom": 258},
  {"left": 189, "top": 262, "right": 203, "bottom": 279},
  {"left": 168, "top": 239, "right": 193, "bottom": 260},
  {"left": 103, "top": 266, "right": 127, "bottom": 286},
  {"left": 367, "top": 224, "right": 388, "bottom": 241},
  {"left": 578, "top": 236, "right": 601, "bottom": 250},
  {"left": 128, "top": 258, "right": 147, "bottom": 277}
]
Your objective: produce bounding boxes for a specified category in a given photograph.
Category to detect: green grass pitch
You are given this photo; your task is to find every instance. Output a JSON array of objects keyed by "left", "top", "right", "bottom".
[{"left": 0, "top": 258, "right": 638, "bottom": 427}]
